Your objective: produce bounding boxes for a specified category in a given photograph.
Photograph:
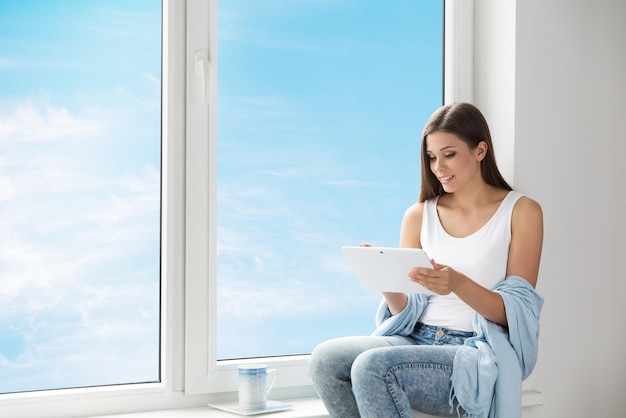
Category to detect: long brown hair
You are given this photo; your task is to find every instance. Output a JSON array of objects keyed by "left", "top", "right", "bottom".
[{"left": 418, "top": 102, "right": 512, "bottom": 202}]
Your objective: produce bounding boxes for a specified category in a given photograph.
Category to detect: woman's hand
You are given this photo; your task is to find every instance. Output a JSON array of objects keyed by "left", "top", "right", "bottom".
[{"left": 408, "top": 260, "right": 463, "bottom": 295}]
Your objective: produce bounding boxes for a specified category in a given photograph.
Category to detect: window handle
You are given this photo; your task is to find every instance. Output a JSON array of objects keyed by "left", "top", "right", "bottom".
[{"left": 194, "top": 51, "right": 210, "bottom": 105}]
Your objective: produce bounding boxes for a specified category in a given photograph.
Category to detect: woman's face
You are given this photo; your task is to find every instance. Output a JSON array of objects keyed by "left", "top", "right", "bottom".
[{"left": 425, "top": 131, "right": 485, "bottom": 193}]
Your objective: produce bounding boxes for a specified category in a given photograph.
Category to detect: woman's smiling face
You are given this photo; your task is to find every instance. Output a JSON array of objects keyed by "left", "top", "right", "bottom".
[{"left": 425, "top": 131, "right": 486, "bottom": 193}]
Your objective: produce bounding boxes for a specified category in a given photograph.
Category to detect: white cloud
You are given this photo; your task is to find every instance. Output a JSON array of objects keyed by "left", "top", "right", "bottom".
[
  {"left": 0, "top": 174, "right": 14, "bottom": 201},
  {"left": 88, "top": 164, "right": 160, "bottom": 224},
  {"left": 142, "top": 72, "right": 161, "bottom": 86},
  {"left": 114, "top": 85, "right": 160, "bottom": 109},
  {"left": 0, "top": 57, "right": 18, "bottom": 69},
  {"left": 218, "top": 280, "right": 339, "bottom": 319},
  {"left": 0, "top": 96, "right": 97, "bottom": 142},
  {"left": 323, "top": 179, "right": 391, "bottom": 188},
  {"left": 0, "top": 93, "right": 161, "bottom": 391},
  {"left": 0, "top": 238, "right": 78, "bottom": 301}
]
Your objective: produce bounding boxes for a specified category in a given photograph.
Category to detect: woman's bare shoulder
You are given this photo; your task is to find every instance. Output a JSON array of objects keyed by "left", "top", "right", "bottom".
[
  {"left": 400, "top": 201, "right": 425, "bottom": 248},
  {"left": 511, "top": 195, "right": 544, "bottom": 245},
  {"left": 514, "top": 195, "right": 543, "bottom": 220},
  {"left": 403, "top": 201, "right": 426, "bottom": 221}
]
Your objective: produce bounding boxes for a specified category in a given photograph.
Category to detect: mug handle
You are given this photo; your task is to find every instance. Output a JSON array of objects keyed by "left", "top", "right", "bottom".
[{"left": 266, "top": 368, "right": 278, "bottom": 394}]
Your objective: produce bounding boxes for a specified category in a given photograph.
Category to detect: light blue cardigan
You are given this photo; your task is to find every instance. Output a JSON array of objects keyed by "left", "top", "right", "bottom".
[{"left": 372, "top": 275, "right": 544, "bottom": 418}]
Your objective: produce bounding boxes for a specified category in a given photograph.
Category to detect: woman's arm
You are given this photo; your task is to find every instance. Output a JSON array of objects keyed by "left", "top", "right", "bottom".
[
  {"left": 383, "top": 202, "right": 425, "bottom": 315},
  {"left": 506, "top": 197, "right": 544, "bottom": 288},
  {"left": 409, "top": 197, "right": 544, "bottom": 326}
]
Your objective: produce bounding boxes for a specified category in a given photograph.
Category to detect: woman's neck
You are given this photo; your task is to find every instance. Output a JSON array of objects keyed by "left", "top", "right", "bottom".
[{"left": 441, "top": 183, "right": 508, "bottom": 212}]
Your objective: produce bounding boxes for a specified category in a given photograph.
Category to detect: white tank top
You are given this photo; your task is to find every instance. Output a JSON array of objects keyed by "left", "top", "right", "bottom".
[{"left": 418, "top": 190, "right": 523, "bottom": 331}]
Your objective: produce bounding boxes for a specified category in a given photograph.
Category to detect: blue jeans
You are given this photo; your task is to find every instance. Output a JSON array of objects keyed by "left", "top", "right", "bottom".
[{"left": 309, "top": 322, "right": 473, "bottom": 418}]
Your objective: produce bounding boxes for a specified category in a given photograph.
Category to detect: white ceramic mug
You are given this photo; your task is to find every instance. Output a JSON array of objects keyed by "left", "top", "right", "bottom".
[{"left": 238, "top": 364, "right": 278, "bottom": 411}]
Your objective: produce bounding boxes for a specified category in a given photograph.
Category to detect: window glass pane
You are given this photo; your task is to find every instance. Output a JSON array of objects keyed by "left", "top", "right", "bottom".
[
  {"left": 0, "top": 1, "right": 162, "bottom": 393},
  {"left": 217, "top": 1, "right": 442, "bottom": 359}
]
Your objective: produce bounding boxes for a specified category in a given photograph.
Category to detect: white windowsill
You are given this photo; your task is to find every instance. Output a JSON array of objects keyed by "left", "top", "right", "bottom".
[{"left": 94, "top": 390, "right": 543, "bottom": 418}]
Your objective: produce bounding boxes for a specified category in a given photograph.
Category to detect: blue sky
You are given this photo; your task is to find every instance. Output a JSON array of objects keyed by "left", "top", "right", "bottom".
[
  {"left": 0, "top": 1, "right": 161, "bottom": 393},
  {"left": 215, "top": 0, "right": 442, "bottom": 358},
  {"left": 0, "top": 0, "right": 442, "bottom": 392}
]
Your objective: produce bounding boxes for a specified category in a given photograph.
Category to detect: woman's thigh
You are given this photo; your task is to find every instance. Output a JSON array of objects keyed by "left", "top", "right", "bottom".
[
  {"left": 310, "top": 334, "right": 417, "bottom": 378},
  {"left": 309, "top": 335, "right": 420, "bottom": 417},
  {"left": 352, "top": 345, "right": 462, "bottom": 417}
]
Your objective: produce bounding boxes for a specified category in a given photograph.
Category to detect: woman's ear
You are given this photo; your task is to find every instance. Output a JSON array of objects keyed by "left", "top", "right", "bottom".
[{"left": 476, "top": 141, "right": 488, "bottom": 161}]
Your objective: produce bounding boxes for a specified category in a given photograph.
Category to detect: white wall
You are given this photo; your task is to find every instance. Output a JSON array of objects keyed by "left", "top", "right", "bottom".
[{"left": 475, "top": 1, "right": 626, "bottom": 417}]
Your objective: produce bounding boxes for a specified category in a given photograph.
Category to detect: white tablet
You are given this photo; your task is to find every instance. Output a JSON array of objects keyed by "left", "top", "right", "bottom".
[{"left": 341, "top": 246, "right": 435, "bottom": 294}]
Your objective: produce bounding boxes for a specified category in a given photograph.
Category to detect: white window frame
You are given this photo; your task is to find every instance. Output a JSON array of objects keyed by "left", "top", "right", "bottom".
[
  {"left": 445, "top": 0, "right": 474, "bottom": 104},
  {"left": 183, "top": 0, "right": 474, "bottom": 397},
  {"left": 0, "top": 0, "right": 473, "bottom": 416}
]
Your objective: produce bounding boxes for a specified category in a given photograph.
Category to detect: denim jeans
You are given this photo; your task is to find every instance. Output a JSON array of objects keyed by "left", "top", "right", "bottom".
[{"left": 309, "top": 322, "right": 473, "bottom": 418}]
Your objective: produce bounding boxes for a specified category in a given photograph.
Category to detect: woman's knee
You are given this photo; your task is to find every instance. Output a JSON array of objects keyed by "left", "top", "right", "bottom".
[
  {"left": 309, "top": 340, "right": 334, "bottom": 379},
  {"left": 311, "top": 336, "right": 389, "bottom": 382},
  {"left": 310, "top": 337, "right": 355, "bottom": 381},
  {"left": 351, "top": 347, "right": 393, "bottom": 386}
]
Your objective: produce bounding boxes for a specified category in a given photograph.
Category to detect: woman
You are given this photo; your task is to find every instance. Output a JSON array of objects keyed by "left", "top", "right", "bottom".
[{"left": 309, "top": 103, "right": 543, "bottom": 417}]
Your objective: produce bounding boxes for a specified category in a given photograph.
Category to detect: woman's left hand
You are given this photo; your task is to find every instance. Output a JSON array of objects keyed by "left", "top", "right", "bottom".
[{"left": 408, "top": 260, "right": 461, "bottom": 295}]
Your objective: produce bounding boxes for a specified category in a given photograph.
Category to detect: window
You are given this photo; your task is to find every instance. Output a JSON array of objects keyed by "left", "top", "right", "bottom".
[
  {"left": 185, "top": 0, "right": 473, "bottom": 397},
  {"left": 0, "top": 1, "right": 162, "bottom": 394},
  {"left": 0, "top": 0, "right": 472, "bottom": 415},
  {"left": 215, "top": 1, "right": 443, "bottom": 360}
]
